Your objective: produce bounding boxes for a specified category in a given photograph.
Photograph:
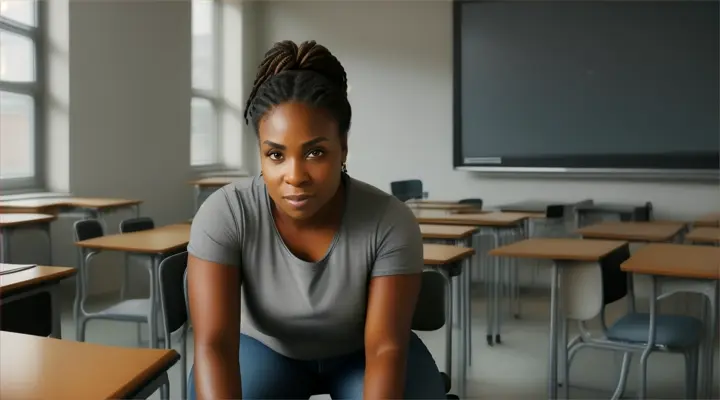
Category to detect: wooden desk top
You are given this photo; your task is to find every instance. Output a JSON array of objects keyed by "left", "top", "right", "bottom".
[
  {"left": 423, "top": 243, "right": 475, "bottom": 265},
  {"left": 686, "top": 227, "right": 720, "bottom": 244},
  {"left": 420, "top": 224, "right": 477, "bottom": 239},
  {"left": 490, "top": 238, "right": 627, "bottom": 261},
  {"left": 189, "top": 176, "right": 241, "bottom": 187},
  {"left": 577, "top": 221, "right": 684, "bottom": 242},
  {"left": 415, "top": 211, "right": 528, "bottom": 227},
  {"left": 0, "top": 265, "right": 76, "bottom": 294},
  {"left": 408, "top": 203, "right": 477, "bottom": 211},
  {"left": 0, "top": 213, "right": 56, "bottom": 227},
  {"left": 621, "top": 243, "right": 720, "bottom": 280},
  {"left": 406, "top": 200, "right": 462, "bottom": 206},
  {"left": 0, "top": 331, "right": 179, "bottom": 400},
  {"left": 694, "top": 212, "right": 720, "bottom": 228},
  {"left": 75, "top": 224, "right": 190, "bottom": 254},
  {"left": 0, "top": 197, "right": 141, "bottom": 212}
]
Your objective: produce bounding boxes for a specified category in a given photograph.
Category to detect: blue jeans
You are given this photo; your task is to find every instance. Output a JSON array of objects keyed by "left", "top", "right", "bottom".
[{"left": 188, "top": 332, "right": 446, "bottom": 399}]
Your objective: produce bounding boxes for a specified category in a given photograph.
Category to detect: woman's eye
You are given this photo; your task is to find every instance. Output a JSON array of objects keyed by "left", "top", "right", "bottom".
[
  {"left": 268, "top": 152, "right": 283, "bottom": 160},
  {"left": 307, "top": 149, "right": 324, "bottom": 158}
]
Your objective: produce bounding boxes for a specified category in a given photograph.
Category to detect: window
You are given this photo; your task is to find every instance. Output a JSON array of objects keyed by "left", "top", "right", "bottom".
[
  {"left": 0, "top": 0, "right": 42, "bottom": 189},
  {"left": 191, "top": 0, "right": 221, "bottom": 167}
]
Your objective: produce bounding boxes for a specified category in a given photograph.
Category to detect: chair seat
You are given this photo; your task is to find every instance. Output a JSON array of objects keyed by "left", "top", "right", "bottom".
[
  {"left": 607, "top": 313, "right": 704, "bottom": 349},
  {"left": 89, "top": 299, "right": 152, "bottom": 322}
]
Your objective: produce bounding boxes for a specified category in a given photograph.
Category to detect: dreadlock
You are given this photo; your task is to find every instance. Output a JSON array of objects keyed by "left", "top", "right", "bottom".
[{"left": 243, "top": 40, "right": 352, "bottom": 137}]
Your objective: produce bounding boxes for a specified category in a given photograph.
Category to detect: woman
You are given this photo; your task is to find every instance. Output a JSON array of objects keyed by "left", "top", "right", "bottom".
[{"left": 187, "top": 40, "right": 445, "bottom": 399}]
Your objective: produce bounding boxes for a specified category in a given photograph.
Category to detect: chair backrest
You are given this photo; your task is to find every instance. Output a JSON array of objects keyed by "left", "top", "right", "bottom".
[
  {"left": 158, "top": 251, "right": 189, "bottom": 340},
  {"left": 563, "top": 243, "right": 630, "bottom": 321},
  {"left": 411, "top": 269, "right": 447, "bottom": 331},
  {"left": 545, "top": 204, "right": 565, "bottom": 219},
  {"left": 458, "top": 198, "right": 483, "bottom": 209},
  {"left": 119, "top": 217, "right": 155, "bottom": 233},
  {"left": 73, "top": 219, "right": 104, "bottom": 242},
  {"left": 390, "top": 180, "right": 423, "bottom": 202}
]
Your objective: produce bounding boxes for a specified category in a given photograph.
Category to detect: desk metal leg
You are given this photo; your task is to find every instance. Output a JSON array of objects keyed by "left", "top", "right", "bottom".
[
  {"left": 486, "top": 230, "right": 498, "bottom": 346},
  {"left": 456, "top": 238, "right": 473, "bottom": 370},
  {"left": 146, "top": 254, "right": 161, "bottom": 349},
  {"left": 699, "top": 281, "right": 718, "bottom": 399},
  {"left": 50, "top": 285, "right": 62, "bottom": 339},
  {"left": 547, "top": 262, "right": 560, "bottom": 400},
  {"left": 43, "top": 222, "right": 53, "bottom": 265},
  {"left": 443, "top": 268, "right": 454, "bottom": 384},
  {"left": 1, "top": 227, "right": 11, "bottom": 263},
  {"left": 493, "top": 228, "right": 502, "bottom": 344}
]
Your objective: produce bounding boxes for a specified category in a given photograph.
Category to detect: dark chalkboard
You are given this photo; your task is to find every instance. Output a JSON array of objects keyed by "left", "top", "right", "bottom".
[{"left": 453, "top": 1, "right": 719, "bottom": 174}]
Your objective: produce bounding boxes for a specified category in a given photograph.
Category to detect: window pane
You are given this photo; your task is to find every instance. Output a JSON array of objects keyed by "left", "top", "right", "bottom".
[
  {"left": 192, "top": 0, "right": 215, "bottom": 91},
  {"left": 0, "top": 30, "right": 35, "bottom": 82},
  {"left": 0, "top": 0, "right": 36, "bottom": 27},
  {"left": 0, "top": 91, "right": 34, "bottom": 179},
  {"left": 191, "top": 97, "right": 218, "bottom": 166}
]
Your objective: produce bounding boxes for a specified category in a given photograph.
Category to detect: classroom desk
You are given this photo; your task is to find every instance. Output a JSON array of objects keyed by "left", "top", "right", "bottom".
[
  {"left": 74, "top": 224, "right": 190, "bottom": 348},
  {"left": 423, "top": 243, "right": 475, "bottom": 398},
  {"left": 189, "top": 176, "right": 242, "bottom": 212},
  {"left": 0, "top": 331, "right": 179, "bottom": 399},
  {"left": 0, "top": 213, "right": 56, "bottom": 263},
  {"left": 420, "top": 225, "right": 478, "bottom": 374},
  {"left": 621, "top": 244, "right": 720, "bottom": 399},
  {"left": 0, "top": 265, "right": 76, "bottom": 338},
  {"left": 577, "top": 221, "right": 685, "bottom": 243},
  {"left": 694, "top": 212, "right": 720, "bottom": 228},
  {"left": 0, "top": 197, "right": 142, "bottom": 218},
  {"left": 415, "top": 211, "right": 529, "bottom": 345},
  {"left": 575, "top": 202, "right": 652, "bottom": 226},
  {"left": 490, "top": 238, "right": 629, "bottom": 400},
  {"left": 407, "top": 201, "right": 479, "bottom": 211},
  {"left": 686, "top": 227, "right": 720, "bottom": 245}
]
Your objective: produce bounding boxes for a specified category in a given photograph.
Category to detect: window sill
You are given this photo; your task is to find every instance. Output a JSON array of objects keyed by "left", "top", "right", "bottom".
[{"left": 0, "top": 191, "right": 71, "bottom": 201}]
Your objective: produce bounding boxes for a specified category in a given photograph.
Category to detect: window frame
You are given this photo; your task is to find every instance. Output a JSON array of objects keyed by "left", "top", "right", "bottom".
[
  {"left": 0, "top": 1, "right": 45, "bottom": 192},
  {"left": 191, "top": 0, "right": 223, "bottom": 170}
]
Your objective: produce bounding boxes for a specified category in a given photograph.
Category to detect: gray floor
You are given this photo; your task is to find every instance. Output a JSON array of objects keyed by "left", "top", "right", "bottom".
[{"left": 59, "top": 289, "right": 719, "bottom": 400}]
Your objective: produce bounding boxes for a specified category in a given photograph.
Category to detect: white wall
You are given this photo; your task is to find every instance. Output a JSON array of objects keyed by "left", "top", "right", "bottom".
[
  {"left": 256, "top": 0, "right": 719, "bottom": 220},
  {"left": 5, "top": 1, "right": 193, "bottom": 296}
]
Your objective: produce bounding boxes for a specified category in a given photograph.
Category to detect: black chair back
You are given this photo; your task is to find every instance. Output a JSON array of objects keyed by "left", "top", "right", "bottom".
[
  {"left": 390, "top": 180, "right": 423, "bottom": 202},
  {"left": 73, "top": 219, "right": 104, "bottom": 241},
  {"left": 458, "top": 198, "right": 483, "bottom": 209},
  {"left": 601, "top": 243, "right": 631, "bottom": 306},
  {"left": 120, "top": 217, "right": 155, "bottom": 233},
  {"left": 159, "top": 251, "right": 189, "bottom": 336},
  {"left": 545, "top": 205, "right": 565, "bottom": 219},
  {"left": 411, "top": 269, "right": 447, "bottom": 331}
]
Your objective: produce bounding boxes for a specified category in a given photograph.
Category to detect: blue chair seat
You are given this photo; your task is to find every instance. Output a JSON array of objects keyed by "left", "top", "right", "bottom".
[{"left": 607, "top": 313, "right": 704, "bottom": 349}]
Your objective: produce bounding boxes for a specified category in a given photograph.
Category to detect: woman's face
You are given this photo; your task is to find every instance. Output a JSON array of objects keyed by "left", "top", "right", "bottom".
[{"left": 258, "top": 102, "right": 347, "bottom": 221}]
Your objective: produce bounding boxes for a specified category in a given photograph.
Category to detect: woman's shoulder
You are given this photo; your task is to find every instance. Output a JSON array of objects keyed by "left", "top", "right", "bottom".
[
  {"left": 191, "top": 176, "right": 268, "bottom": 234},
  {"left": 346, "top": 177, "right": 417, "bottom": 229}
]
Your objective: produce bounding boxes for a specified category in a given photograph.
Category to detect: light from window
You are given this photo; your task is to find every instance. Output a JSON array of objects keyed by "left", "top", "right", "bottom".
[
  {"left": 0, "top": 30, "right": 35, "bottom": 82},
  {"left": 0, "top": 91, "right": 34, "bottom": 179},
  {"left": 192, "top": 0, "right": 215, "bottom": 92},
  {"left": 191, "top": 97, "right": 218, "bottom": 166},
  {"left": 0, "top": 0, "right": 36, "bottom": 27}
]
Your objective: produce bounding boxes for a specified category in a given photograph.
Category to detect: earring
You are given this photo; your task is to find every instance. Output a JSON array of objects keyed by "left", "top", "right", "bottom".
[{"left": 341, "top": 162, "right": 348, "bottom": 173}]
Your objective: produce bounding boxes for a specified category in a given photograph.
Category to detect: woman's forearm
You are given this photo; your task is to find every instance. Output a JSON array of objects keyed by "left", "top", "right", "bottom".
[
  {"left": 363, "top": 350, "right": 406, "bottom": 400},
  {"left": 194, "top": 344, "right": 242, "bottom": 400}
]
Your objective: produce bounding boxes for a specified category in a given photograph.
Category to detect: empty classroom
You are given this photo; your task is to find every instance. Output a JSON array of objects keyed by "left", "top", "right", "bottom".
[{"left": 0, "top": 1, "right": 718, "bottom": 399}]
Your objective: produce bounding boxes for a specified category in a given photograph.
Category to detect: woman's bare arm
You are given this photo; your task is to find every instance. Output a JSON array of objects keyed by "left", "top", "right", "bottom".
[
  {"left": 188, "top": 254, "right": 242, "bottom": 400},
  {"left": 363, "top": 273, "right": 422, "bottom": 400}
]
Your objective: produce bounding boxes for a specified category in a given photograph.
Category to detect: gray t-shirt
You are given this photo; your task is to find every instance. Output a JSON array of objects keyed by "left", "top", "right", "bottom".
[{"left": 188, "top": 174, "right": 423, "bottom": 360}]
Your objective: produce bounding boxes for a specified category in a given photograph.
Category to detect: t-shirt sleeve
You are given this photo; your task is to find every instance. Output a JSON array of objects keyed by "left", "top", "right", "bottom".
[
  {"left": 187, "top": 188, "right": 242, "bottom": 267},
  {"left": 371, "top": 198, "right": 424, "bottom": 277}
]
